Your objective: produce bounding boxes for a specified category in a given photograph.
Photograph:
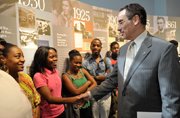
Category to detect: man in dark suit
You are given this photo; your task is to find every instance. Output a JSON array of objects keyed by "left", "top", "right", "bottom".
[{"left": 79, "top": 3, "right": 180, "bottom": 118}]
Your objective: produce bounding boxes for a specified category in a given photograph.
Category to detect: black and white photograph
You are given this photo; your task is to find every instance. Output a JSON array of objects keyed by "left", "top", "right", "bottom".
[
  {"left": 108, "top": 25, "right": 116, "bottom": 37},
  {"left": 74, "top": 20, "right": 85, "bottom": 32},
  {"left": 19, "top": 29, "right": 38, "bottom": 48},
  {"left": 83, "top": 31, "right": 92, "bottom": 39},
  {"left": 154, "top": 16, "right": 167, "bottom": 34},
  {"left": 153, "top": 16, "right": 168, "bottom": 40},
  {"left": 116, "top": 32, "right": 124, "bottom": 42},
  {"left": 52, "top": 0, "right": 75, "bottom": 27},
  {"left": 93, "top": 6, "right": 112, "bottom": 31},
  {"left": 19, "top": 7, "right": 35, "bottom": 29},
  {"left": 36, "top": 18, "right": 51, "bottom": 35},
  {"left": 166, "top": 29, "right": 176, "bottom": 41}
]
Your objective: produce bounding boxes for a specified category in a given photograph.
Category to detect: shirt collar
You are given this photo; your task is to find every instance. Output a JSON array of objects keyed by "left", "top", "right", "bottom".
[
  {"left": 133, "top": 30, "right": 147, "bottom": 47},
  {"left": 44, "top": 68, "right": 56, "bottom": 75},
  {"left": 89, "top": 55, "right": 104, "bottom": 61}
]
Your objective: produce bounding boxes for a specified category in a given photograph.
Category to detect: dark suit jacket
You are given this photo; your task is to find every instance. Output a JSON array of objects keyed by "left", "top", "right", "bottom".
[{"left": 90, "top": 32, "right": 180, "bottom": 118}]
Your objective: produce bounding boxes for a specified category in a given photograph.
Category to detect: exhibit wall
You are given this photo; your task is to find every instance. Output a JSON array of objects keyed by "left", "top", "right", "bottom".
[{"left": 0, "top": 0, "right": 180, "bottom": 76}]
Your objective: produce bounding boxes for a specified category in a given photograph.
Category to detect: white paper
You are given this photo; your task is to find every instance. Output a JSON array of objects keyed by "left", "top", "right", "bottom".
[{"left": 137, "top": 112, "right": 162, "bottom": 118}]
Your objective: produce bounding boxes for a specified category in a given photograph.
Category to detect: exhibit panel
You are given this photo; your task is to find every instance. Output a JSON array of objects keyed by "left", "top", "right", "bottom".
[{"left": 0, "top": 0, "right": 180, "bottom": 75}]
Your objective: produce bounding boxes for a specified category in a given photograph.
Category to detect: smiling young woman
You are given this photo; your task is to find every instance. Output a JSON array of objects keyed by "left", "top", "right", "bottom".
[
  {"left": 30, "top": 46, "right": 84, "bottom": 118},
  {"left": 62, "top": 49, "right": 97, "bottom": 118},
  {"left": 1, "top": 43, "right": 41, "bottom": 118}
]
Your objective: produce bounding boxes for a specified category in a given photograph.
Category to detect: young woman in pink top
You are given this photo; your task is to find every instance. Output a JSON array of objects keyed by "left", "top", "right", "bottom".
[{"left": 30, "top": 46, "right": 83, "bottom": 118}]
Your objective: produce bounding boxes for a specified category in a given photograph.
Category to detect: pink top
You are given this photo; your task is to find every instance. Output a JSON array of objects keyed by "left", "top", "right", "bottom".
[{"left": 33, "top": 68, "right": 64, "bottom": 118}]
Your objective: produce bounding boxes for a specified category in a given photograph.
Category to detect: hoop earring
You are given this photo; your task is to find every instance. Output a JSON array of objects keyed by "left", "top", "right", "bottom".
[{"left": 1, "top": 64, "right": 9, "bottom": 73}]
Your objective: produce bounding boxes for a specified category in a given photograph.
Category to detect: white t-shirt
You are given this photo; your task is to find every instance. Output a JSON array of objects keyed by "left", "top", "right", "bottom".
[{"left": 0, "top": 70, "right": 33, "bottom": 118}]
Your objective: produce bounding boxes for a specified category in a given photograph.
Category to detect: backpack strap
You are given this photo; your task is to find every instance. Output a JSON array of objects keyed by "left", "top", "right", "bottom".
[{"left": 63, "top": 72, "right": 74, "bottom": 81}]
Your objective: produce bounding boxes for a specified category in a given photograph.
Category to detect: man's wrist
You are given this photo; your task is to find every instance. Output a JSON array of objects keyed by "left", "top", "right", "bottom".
[{"left": 87, "top": 91, "right": 93, "bottom": 99}]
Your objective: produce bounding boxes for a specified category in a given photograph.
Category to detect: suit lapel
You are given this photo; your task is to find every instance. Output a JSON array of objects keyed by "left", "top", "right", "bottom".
[{"left": 123, "top": 33, "right": 152, "bottom": 92}]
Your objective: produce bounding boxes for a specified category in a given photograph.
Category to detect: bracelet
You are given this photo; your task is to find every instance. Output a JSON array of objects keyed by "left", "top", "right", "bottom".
[{"left": 94, "top": 76, "right": 97, "bottom": 80}]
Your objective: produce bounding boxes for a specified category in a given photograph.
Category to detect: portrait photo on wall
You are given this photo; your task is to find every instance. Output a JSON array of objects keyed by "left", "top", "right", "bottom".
[
  {"left": 18, "top": 7, "right": 35, "bottom": 29},
  {"left": 36, "top": 18, "right": 51, "bottom": 36},
  {"left": 153, "top": 16, "right": 167, "bottom": 34},
  {"left": 51, "top": 0, "right": 74, "bottom": 27},
  {"left": 108, "top": 25, "right": 116, "bottom": 37},
  {"left": 153, "top": 16, "right": 168, "bottom": 40},
  {"left": 74, "top": 20, "right": 85, "bottom": 33},
  {"left": 19, "top": 29, "right": 38, "bottom": 48}
]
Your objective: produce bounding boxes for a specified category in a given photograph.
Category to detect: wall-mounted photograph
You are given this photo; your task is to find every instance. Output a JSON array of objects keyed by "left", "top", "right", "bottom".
[
  {"left": 83, "top": 31, "right": 92, "bottom": 39},
  {"left": 153, "top": 16, "right": 168, "bottom": 40},
  {"left": 74, "top": 20, "right": 85, "bottom": 32},
  {"left": 108, "top": 25, "right": 116, "bottom": 37},
  {"left": 19, "top": 29, "right": 38, "bottom": 48},
  {"left": 52, "top": 0, "right": 74, "bottom": 27},
  {"left": 36, "top": 18, "right": 51, "bottom": 35},
  {"left": 115, "top": 32, "right": 124, "bottom": 42},
  {"left": 93, "top": 6, "right": 112, "bottom": 31},
  {"left": 19, "top": 7, "right": 35, "bottom": 29}
]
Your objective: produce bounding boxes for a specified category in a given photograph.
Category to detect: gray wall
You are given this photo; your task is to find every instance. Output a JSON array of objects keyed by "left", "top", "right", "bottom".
[
  {"left": 78, "top": 0, "right": 180, "bottom": 17},
  {"left": 166, "top": 0, "right": 180, "bottom": 17}
]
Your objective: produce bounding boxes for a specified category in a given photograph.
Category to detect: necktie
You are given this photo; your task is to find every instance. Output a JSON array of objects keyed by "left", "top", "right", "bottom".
[{"left": 124, "top": 41, "right": 135, "bottom": 81}]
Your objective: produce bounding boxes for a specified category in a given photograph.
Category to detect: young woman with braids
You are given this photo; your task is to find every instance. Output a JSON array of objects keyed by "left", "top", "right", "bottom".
[{"left": 62, "top": 49, "right": 97, "bottom": 118}]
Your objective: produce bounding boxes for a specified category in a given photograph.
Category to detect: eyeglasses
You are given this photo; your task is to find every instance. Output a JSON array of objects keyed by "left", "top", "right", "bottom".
[{"left": 118, "top": 18, "right": 128, "bottom": 27}]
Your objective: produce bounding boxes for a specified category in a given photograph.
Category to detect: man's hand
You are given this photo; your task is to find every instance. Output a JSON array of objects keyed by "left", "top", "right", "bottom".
[{"left": 77, "top": 92, "right": 90, "bottom": 101}]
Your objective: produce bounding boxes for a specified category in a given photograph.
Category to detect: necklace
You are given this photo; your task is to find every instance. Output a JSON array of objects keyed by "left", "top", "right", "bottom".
[{"left": 69, "top": 70, "right": 79, "bottom": 77}]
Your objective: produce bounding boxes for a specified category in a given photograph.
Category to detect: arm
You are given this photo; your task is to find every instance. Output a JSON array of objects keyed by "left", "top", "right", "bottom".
[
  {"left": 38, "top": 86, "right": 78, "bottom": 104},
  {"left": 94, "top": 68, "right": 110, "bottom": 81},
  {"left": 90, "top": 63, "right": 118, "bottom": 101},
  {"left": 95, "top": 58, "right": 113, "bottom": 83},
  {"left": 79, "top": 63, "right": 118, "bottom": 102},
  {"left": 62, "top": 73, "right": 91, "bottom": 95},
  {"left": 158, "top": 44, "right": 180, "bottom": 117},
  {"left": 36, "top": 106, "right": 40, "bottom": 118},
  {"left": 33, "top": 73, "right": 79, "bottom": 104},
  {"left": 81, "top": 68, "right": 97, "bottom": 91},
  {"left": 79, "top": 71, "right": 118, "bottom": 102}
]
